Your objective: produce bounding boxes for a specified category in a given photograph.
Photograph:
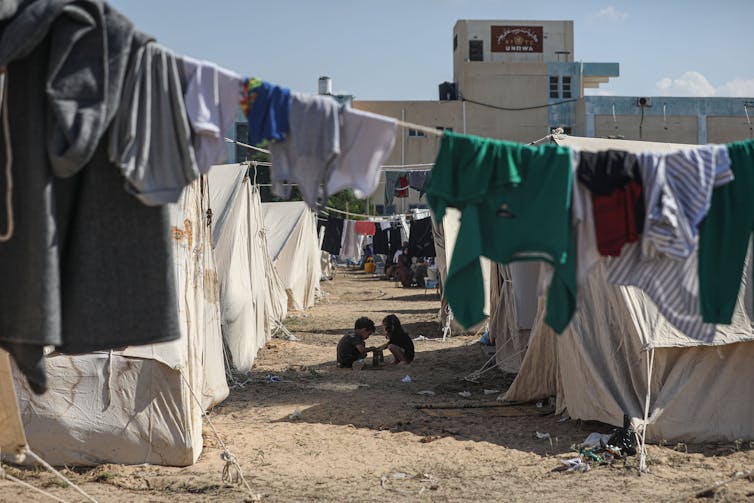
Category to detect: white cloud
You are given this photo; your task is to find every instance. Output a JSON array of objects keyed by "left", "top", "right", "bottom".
[
  {"left": 591, "top": 6, "right": 629, "bottom": 22},
  {"left": 655, "top": 71, "right": 754, "bottom": 97}
]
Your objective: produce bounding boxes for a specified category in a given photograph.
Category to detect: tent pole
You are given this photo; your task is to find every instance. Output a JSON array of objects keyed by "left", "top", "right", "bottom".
[{"left": 638, "top": 347, "right": 655, "bottom": 474}]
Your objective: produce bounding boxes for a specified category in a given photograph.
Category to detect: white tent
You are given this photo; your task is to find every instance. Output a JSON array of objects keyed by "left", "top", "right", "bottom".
[
  {"left": 491, "top": 135, "right": 754, "bottom": 443},
  {"left": 209, "top": 164, "right": 289, "bottom": 372},
  {"left": 9, "top": 178, "right": 228, "bottom": 466},
  {"left": 262, "top": 201, "right": 322, "bottom": 311}
]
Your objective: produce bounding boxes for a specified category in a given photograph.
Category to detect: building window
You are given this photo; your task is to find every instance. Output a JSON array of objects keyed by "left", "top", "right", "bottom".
[
  {"left": 562, "top": 76, "right": 572, "bottom": 99},
  {"left": 435, "top": 126, "right": 453, "bottom": 132},
  {"left": 408, "top": 129, "right": 425, "bottom": 137},
  {"left": 549, "top": 76, "right": 559, "bottom": 99},
  {"left": 453, "top": 34, "right": 458, "bottom": 52},
  {"left": 469, "top": 40, "right": 483, "bottom": 61},
  {"left": 376, "top": 204, "right": 385, "bottom": 215}
]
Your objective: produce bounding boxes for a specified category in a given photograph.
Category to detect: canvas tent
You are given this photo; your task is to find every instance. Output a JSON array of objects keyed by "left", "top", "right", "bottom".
[
  {"left": 491, "top": 135, "right": 754, "bottom": 443},
  {"left": 209, "top": 164, "right": 289, "bottom": 372},
  {"left": 262, "top": 201, "right": 322, "bottom": 310},
  {"left": 8, "top": 178, "right": 229, "bottom": 466}
]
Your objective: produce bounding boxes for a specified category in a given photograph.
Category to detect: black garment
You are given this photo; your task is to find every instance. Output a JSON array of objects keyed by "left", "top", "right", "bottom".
[
  {"left": 388, "top": 331, "right": 415, "bottom": 363},
  {"left": 408, "top": 217, "right": 436, "bottom": 258},
  {"left": 388, "top": 227, "right": 403, "bottom": 260},
  {"left": 336, "top": 333, "right": 366, "bottom": 368},
  {"left": 577, "top": 150, "right": 645, "bottom": 232},
  {"left": 373, "top": 228, "right": 389, "bottom": 255},
  {"left": 322, "top": 215, "right": 344, "bottom": 255},
  {"left": 408, "top": 171, "right": 429, "bottom": 196}
]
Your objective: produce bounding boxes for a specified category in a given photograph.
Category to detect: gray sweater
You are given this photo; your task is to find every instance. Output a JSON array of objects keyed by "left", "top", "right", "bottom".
[{"left": 0, "top": 1, "right": 185, "bottom": 393}]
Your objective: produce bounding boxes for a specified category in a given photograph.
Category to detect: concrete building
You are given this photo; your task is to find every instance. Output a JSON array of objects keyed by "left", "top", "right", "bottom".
[
  {"left": 354, "top": 19, "right": 754, "bottom": 214},
  {"left": 230, "top": 19, "right": 754, "bottom": 214}
]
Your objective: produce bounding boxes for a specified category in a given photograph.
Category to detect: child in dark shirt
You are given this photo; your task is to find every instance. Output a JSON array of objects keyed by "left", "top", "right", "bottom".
[{"left": 377, "top": 314, "right": 415, "bottom": 364}]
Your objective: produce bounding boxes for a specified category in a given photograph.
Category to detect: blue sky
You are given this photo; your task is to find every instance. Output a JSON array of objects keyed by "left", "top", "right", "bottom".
[{"left": 109, "top": 0, "right": 754, "bottom": 100}]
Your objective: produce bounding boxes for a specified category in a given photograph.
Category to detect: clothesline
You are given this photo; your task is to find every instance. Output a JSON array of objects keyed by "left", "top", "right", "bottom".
[{"left": 225, "top": 137, "right": 434, "bottom": 171}]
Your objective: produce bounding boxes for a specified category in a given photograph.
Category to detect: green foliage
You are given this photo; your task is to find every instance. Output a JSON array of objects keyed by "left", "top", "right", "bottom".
[{"left": 326, "top": 189, "right": 371, "bottom": 217}]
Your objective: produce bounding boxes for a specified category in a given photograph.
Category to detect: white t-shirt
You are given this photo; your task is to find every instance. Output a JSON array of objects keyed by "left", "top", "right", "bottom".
[{"left": 180, "top": 56, "right": 242, "bottom": 174}]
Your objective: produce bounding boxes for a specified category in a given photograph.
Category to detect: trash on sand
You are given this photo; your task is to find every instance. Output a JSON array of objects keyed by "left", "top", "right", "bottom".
[
  {"left": 483, "top": 389, "right": 500, "bottom": 395},
  {"left": 536, "top": 401, "right": 544, "bottom": 408},
  {"left": 414, "top": 335, "right": 428, "bottom": 341},
  {"left": 266, "top": 375, "right": 282, "bottom": 383},
  {"left": 357, "top": 383, "right": 370, "bottom": 388},
  {"left": 458, "top": 391, "right": 472, "bottom": 398},
  {"left": 535, "top": 431, "right": 551, "bottom": 440},
  {"left": 401, "top": 375, "right": 412, "bottom": 383},
  {"left": 560, "top": 457, "right": 590, "bottom": 473},
  {"left": 289, "top": 409, "right": 301, "bottom": 420},
  {"left": 579, "top": 432, "right": 611, "bottom": 450},
  {"left": 417, "top": 390, "right": 436, "bottom": 396}
]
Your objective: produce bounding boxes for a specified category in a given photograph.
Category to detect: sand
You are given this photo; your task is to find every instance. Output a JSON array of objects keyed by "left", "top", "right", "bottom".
[{"left": 1, "top": 271, "right": 753, "bottom": 502}]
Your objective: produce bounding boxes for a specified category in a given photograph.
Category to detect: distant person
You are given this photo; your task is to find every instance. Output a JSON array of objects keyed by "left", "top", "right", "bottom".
[
  {"left": 377, "top": 314, "right": 415, "bottom": 364},
  {"left": 336, "top": 317, "right": 377, "bottom": 368}
]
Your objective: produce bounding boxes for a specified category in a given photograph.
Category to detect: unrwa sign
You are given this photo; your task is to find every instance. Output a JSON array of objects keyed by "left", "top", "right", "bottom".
[{"left": 491, "top": 26, "right": 543, "bottom": 53}]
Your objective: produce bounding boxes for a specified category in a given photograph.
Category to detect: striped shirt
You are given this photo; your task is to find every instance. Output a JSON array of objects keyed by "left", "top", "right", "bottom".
[
  {"left": 642, "top": 145, "right": 732, "bottom": 259},
  {"left": 606, "top": 145, "right": 733, "bottom": 342}
]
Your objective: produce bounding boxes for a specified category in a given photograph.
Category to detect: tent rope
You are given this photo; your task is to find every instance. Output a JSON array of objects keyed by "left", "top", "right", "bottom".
[
  {"left": 441, "top": 305, "right": 453, "bottom": 341},
  {"left": 0, "top": 67, "right": 15, "bottom": 242},
  {"left": 178, "top": 370, "right": 259, "bottom": 500},
  {"left": 637, "top": 346, "right": 655, "bottom": 474},
  {"left": 23, "top": 449, "right": 98, "bottom": 503},
  {"left": 0, "top": 463, "right": 73, "bottom": 503}
]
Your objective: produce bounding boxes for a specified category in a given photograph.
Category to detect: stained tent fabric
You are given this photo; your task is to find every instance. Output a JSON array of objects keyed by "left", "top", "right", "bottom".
[
  {"left": 0, "top": 349, "right": 26, "bottom": 460},
  {"left": 262, "top": 201, "right": 322, "bottom": 310},
  {"left": 209, "top": 164, "right": 288, "bottom": 372},
  {"left": 493, "top": 135, "right": 754, "bottom": 442},
  {"left": 10, "top": 178, "right": 228, "bottom": 466}
]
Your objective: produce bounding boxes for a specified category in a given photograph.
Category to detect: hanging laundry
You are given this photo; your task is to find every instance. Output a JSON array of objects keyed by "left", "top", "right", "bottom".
[
  {"left": 0, "top": 4, "right": 182, "bottom": 393},
  {"left": 321, "top": 215, "right": 344, "bottom": 255},
  {"left": 269, "top": 92, "right": 340, "bottom": 209},
  {"left": 606, "top": 145, "right": 732, "bottom": 341},
  {"left": 109, "top": 41, "right": 200, "bottom": 205},
  {"left": 384, "top": 171, "right": 402, "bottom": 211},
  {"left": 408, "top": 217, "right": 436, "bottom": 257},
  {"left": 388, "top": 226, "right": 403, "bottom": 259},
  {"left": 699, "top": 140, "right": 754, "bottom": 324},
  {"left": 577, "top": 149, "right": 644, "bottom": 256},
  {"left": 327, "top": 107, "right": 397, "bottom": 198},
  {"left": 340, "top": 219, "right": 364, "bottom": 259},
  {"left": 426, "top": 131, "right": 576, "bottom": 332},
  {"left": 569, "top": 150, "right": 601, "bottom": 288},
  {"left": 395, "top": 174, "right": 409, "bottom": 198},
  {"left": 641, "top": 147, "right": 732, "bottom": 259},
  {"left": 379, "top": 221, "right": 392, "bottom": 231},
  {"left": 179, "top": 56, "right": 242, "bottom": 174},
  {"left": 409, "top": 171, "right": 430, "bottom": 196},
  {"left": 354, "top": 220, "right": 376, "bottom": 236},
  {"left": 373, "top": 227, "right": 389, "bottom": 255},
  {"left": 241, "top": 78, "right": 290, "bottom": 146},
  {"left": 0, "top": 1, "right": 137, "bottom": 393}
]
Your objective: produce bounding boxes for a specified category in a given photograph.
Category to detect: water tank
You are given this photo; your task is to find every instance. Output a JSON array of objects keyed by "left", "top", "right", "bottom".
[
  {"left": 318, "top": 76, "right": 332, "bottom": 95},
  {"left": 438, "top": 81, "right": 457, "bottom": 101}
]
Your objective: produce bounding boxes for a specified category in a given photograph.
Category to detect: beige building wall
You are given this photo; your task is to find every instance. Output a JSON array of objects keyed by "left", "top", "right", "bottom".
[
  {"left": 706, "top": 117, "right": 754, "bottom": 144},
  {"left": 592, "top": 115, "right": 698, "bottom": 144}
]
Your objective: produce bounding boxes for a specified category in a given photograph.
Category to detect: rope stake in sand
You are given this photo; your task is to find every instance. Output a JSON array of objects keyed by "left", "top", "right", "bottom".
[
  {"left": 178, "top": 369, "right": 261, "bottom": 501},
  {"left": 24, "top": 449, "right": 99, "bottom": 503}
]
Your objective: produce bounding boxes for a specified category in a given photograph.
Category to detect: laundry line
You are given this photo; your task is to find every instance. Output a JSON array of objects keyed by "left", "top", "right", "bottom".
[{"left": 224, "top": 138, "right": 435, "bottom": 171}]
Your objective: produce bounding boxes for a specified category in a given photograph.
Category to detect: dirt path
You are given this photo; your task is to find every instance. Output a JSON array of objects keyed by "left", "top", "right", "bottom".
[{"left": 2, "top": 271, "right": 754, "bottom": 502}]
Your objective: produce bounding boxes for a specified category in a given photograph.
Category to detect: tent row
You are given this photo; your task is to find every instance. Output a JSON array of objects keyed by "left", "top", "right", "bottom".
[
  {"left": 0, "top": 164, "right": 322, "bottom": 466},
  {"left": 487, "top": 136, "right": 754, "bottom": 443}
]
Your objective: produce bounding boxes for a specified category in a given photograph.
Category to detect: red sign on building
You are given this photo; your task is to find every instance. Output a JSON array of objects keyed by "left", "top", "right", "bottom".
[{"left": 491, "top": 26, "right": 543, "bottom": 53}]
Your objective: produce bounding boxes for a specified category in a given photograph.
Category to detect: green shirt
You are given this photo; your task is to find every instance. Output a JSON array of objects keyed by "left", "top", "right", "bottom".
[{"left": 426, "top": 131, "right": 576, "bottom": 333}]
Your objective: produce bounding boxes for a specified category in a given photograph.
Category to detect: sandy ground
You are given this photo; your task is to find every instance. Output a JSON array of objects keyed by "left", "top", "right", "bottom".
[{"left": 2, "top": 271, "right": 754, "bottom": 502}]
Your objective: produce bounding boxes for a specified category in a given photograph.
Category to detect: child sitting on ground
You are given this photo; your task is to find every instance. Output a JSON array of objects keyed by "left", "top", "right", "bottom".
[{"left": 376, "top": 314, "right": 415, "bottom": 364}]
